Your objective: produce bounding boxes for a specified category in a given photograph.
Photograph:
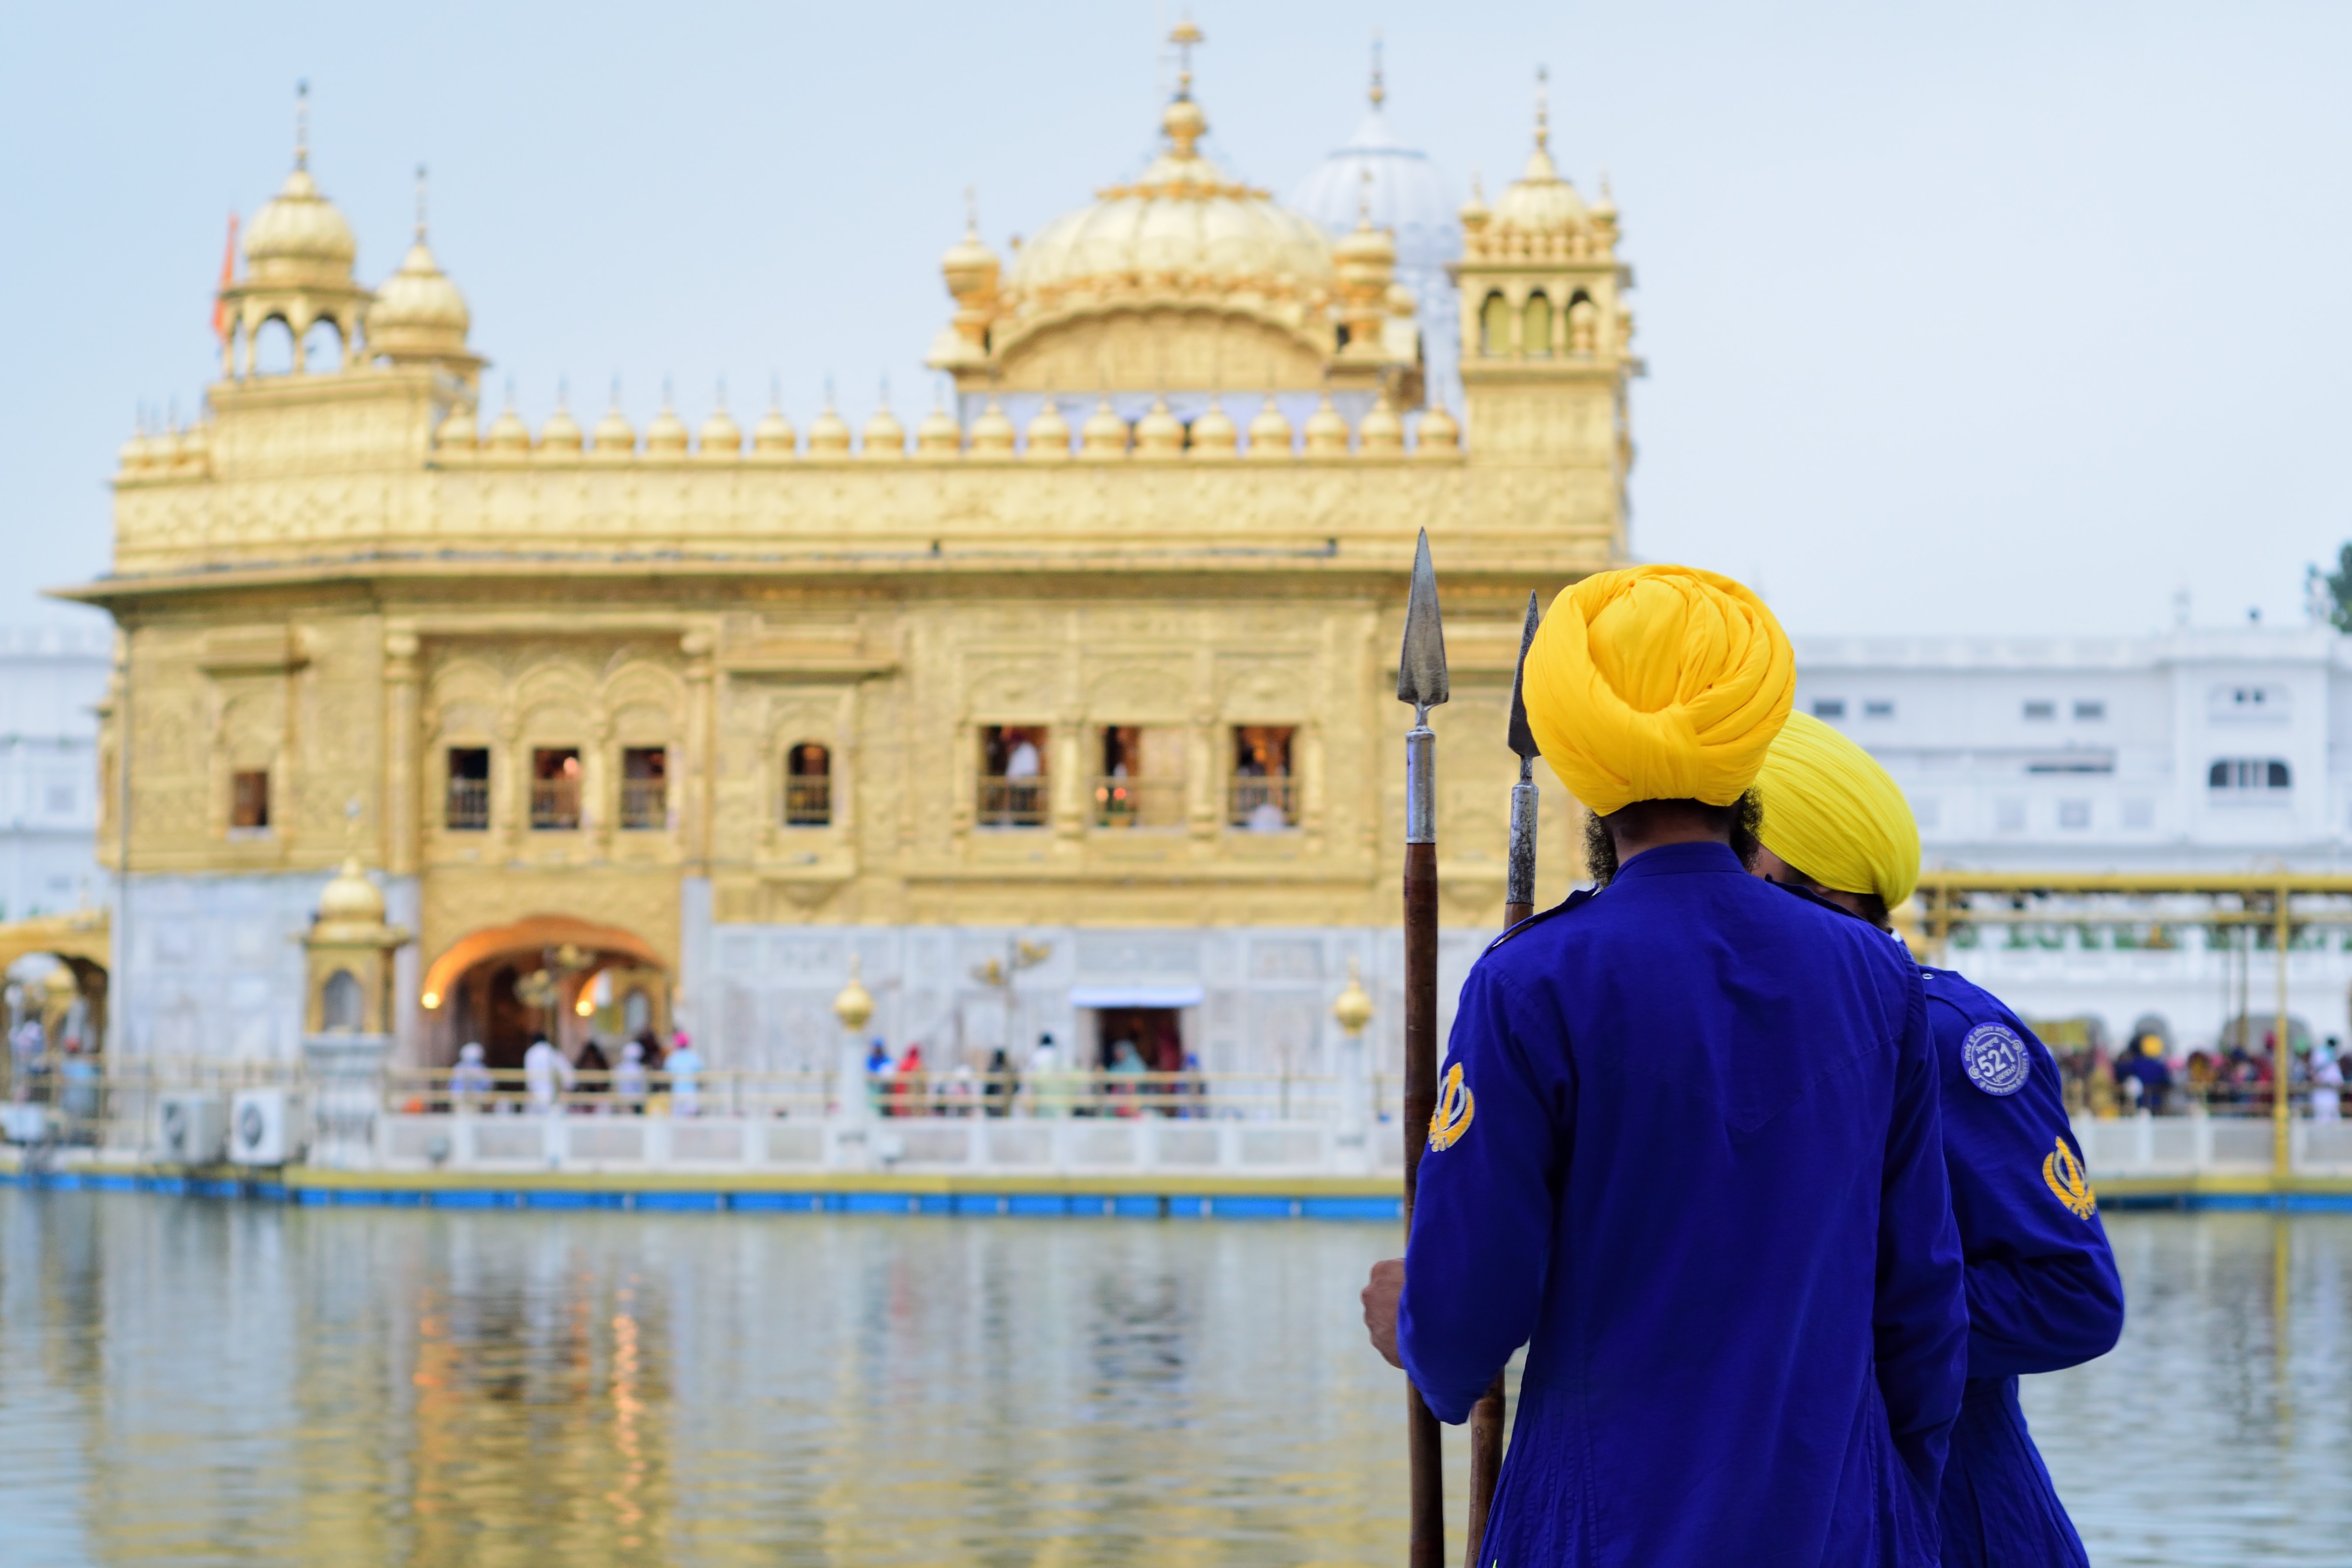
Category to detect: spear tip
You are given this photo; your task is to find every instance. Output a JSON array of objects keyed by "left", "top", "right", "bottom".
[
  {"left": 1397, "top": 528, "right": 1450, "bottom": 709},
  {"left": 1507, "top": 589, "right": 1541, "bottom": 759}
]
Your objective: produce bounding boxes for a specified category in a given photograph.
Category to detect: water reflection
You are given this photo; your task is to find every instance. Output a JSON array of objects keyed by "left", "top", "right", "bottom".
[{"left": 1, "top": 1194, "right": 2346, "bottom": 1566}]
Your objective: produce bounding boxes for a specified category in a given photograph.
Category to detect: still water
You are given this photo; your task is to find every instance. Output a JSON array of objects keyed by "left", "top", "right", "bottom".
[{"left": 0, "top": 1193, "right": 2345, "bottom": 1567}]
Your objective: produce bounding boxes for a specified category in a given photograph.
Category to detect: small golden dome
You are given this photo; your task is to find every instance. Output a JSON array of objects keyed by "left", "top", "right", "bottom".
[
  {"left": 1023, "top": 400, "right": 1072, "bottom": 461},
  {"left": 117, "top": 428, "right": 152, "bottom": 475},
  {"left": 591, "top": 400, "right": 635, "bottom": 459},
  {"left": 1414, "top": 401, "right": 1461, "bottom": 458},
  {"left": 1133, "top": 397, "right": 1183, "bottom": 457},
  {"left": 1458, "top": 175, "right": 1490, "bottom": 232},
  {"left": 484, "top": 400, "right": 532, "bottom": 456},
  {"left": 941, "top": 224, "right": 1001, "bottom": 305},
  {"left": 752, "top": 404, "right": 796, "bottom": 460},
  {"left": 968, "top": 397, "right": 1016, "bottom": 456},
  {"left": 807, "top": 399, "right": 853, "bottom": 459},
  {"left": 245, "top": 166, "right": 359, "bottom": 283},
  {"left": 861, "top": 404, "right": 906, "bottom": 461},
  {"left": 1079, "top": 399, "right": 1130, "bottom": 460},
  {"left": 1386, "top": 282, "right": 1417, "bottom": 317},
  {"left": 434, "top": 407, "right": 478, "bottom": 451},
  {"left": 368, "top": 240, "right": 471, "bottom": 363},
  {"left": 1492, "top": 89, "right": 1587, "bottom": 234},
  {"left": 537, "top": 403, "right": 584, "bottom": 460},
  {"left": 916, "top": 401, "right": 961, "bottom": 460},
  {"left": 316, "top": 856, "right": 386, "bottom": 926},
  {"left": 1358, "top": 393, "right": 1404, "bottom": 455},
  {"left": 1246, "top": 396, "right": 1293, "bottom": 459},
  {"left": 1304, "top": 394, "right": 1349, "bottom": 455},
  {"left": 179, "top": 421, "right": 210, "bottom": 472},
  {"left": 698, "top": 405, "right": 742, "bottom": 460},
  {"left": 644, "top": 400, "right": 691, "bottom": 457},
  {"left": 1331, "top": 957, "right": 1374, "bottom": 1036},
  {"left": 833, "top": 956, "right": 875, "bottom": 1032},
  {"left": 1188, "top": 397, "right": 1238, "bottom": 459}
]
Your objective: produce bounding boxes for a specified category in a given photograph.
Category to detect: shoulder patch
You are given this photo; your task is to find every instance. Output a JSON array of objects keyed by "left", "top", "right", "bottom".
[
  {"left": 2042, "top": 1136, "right": 2098, "bottom": 1219},
  {"left": 1427, "top": 1062, "right": 1475, "bottom": 1152},
  {"left": 1961, "top": 1022, "right": 2033, "bottom": 1096}
]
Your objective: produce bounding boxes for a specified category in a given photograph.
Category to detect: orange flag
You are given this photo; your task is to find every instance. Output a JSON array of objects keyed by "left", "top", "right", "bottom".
[{"left": 210, "top": 213, "right": 238, "bottom": 342}]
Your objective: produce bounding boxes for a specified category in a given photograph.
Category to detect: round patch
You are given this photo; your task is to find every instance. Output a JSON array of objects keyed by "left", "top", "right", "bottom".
[{"left": 1961, "top": 1023, "right": 2032, "bottom": 1096}]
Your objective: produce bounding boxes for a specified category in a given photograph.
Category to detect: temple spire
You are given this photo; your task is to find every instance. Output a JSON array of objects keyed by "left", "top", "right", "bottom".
[
  {"left": 294, "top": 80, "right": 309, "bottom": 171},
  {"left": 1369, "top": 31, "right": 1386, "bottom": 109}
]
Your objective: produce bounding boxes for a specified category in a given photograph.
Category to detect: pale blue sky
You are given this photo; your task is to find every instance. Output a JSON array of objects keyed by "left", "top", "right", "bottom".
[{"left": 4, "top": 2, "right": 2346, "bottom": 637}]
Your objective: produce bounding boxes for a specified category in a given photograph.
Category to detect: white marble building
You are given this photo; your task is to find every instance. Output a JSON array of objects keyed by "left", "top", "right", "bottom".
[
  {"left": 0, "top": 626, "right": 110, "bottom": 922},
  {"left": 1796, "top": 624, "right": 2352, "bottom": 1051}
]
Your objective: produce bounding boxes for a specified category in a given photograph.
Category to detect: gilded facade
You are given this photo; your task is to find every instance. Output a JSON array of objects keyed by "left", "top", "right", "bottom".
[{"left": 73, "top": 42, "right": 1637, "bottom": 1079}]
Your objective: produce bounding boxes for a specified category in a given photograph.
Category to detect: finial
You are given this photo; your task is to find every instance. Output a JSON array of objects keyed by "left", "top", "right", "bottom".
[
  {"left": 878, "top": 372, "right": 891, "bottom": 408},
  {"left": 414, "top": 163, "right": 428, "bottom": 241},
  {"left": 963, "top": 185, "right": 980, "bottom": 236},
  {"left": 1357, "top": 165, "right": 1374, "bottom": 226},
  {"left": 1600, "top": 169, "right": 1614, "bottom": 202},
  {"left": 1369, "top": 30, "right": 1385, "bottom": 109},
  {"left": 714, "top": 375, "right": 727, "bottom": 410},
  {"left": 1170, "top": 16, "right": 1203, "bottom": 98},
  {"left": 502, "top": 374, "right": 517, "bottom": 409},
  {"left": 768, "top": 373, "right": 782, "bottom": 411},
  {"left": 609, "top": 373, "right": 623, "bottom": 410},
  {"left": 661, "top": 374, "right": 675, "bottom": 410},
  {"left": 823, "top": 373, "right": 836, "bottom": 409},
  {"left": 1534, "top": 65, "right": 1550, "bottom": 153},
  {"left": 556, "top": 374, "right": 569, "bottom": 410},
  {"left": 294, "top": 80, "right": 310, "bottom": 171}
]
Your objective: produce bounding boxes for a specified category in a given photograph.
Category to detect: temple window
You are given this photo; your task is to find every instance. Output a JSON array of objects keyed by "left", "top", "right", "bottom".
[
  {"left": 230, "top": 770, "right": 271, "bottom": 833},
  {"left": 620, "top": 747, "right": 667, "bottom": 830},
  {"left": 1523, "top": 292, "right": 1554, "bottom": 358},
  {"left": 530, "top": 748, "right": 582, "bottom": 830},
  {"left": 445, "top": 747, "right": 489, "bottom": 830},
  {"left": 1094, "top": 726, "right": 1184, "bottom": 828},
  {"left": 784, "top": 742, "right": 833, "bottom": 826},
  {"left": 979, "top": 725, "right": 1048, "bottom": 828},
  {"left": 1479, "top": 292, "right": 1511, "bottom": 356},
  {"left": 320, "top": 969, "right": 363, "bottom": 1032},
  {"left": 1230, "top": 726, "right": 1297, "bottom": 830}
]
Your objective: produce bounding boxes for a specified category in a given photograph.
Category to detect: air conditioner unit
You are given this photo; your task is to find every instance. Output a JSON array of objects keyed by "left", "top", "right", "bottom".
[
  {"left": 1, "top": 1103, "right": 54, "bottom": 1145},
  {"left": 157, "top": 1093, "right": 228, "bottom": 1164},
  {"left": 230, "top": 1087, "right": 302, "bottom": 1167}
]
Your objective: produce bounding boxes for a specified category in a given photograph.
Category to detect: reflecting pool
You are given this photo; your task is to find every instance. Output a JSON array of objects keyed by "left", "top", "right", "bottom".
[{"left": 1, "top": 1193, "right": 2345, "bottom": 1566}]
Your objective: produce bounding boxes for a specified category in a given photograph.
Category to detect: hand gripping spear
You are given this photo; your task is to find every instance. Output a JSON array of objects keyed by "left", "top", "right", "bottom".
[
  {"left": 1397, "top": 529, "right": 1448, "bottom": 1568},
  {"left": 1460, "top": 591, "right": 1542, "bottom": 1563}
]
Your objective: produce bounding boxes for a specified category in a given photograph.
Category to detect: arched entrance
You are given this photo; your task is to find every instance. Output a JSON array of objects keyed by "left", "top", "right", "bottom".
[
  {"left": 0, "top": 911, "right": 111, "bottom": 1108},
  {"left": 418, "top": 915, "right": 670, "bottom": 1072}
]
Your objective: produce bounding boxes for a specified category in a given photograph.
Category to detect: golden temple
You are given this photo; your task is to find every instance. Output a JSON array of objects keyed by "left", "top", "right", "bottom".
[{"left": 67, "top": 35, "right": 1637, "bottom": 1078}]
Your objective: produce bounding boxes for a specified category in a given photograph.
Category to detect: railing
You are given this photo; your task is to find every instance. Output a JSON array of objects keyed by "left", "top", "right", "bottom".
[
  {"left": 619, "top": 779, "right": 667, "bottom": 830},
  {"left": 976, "top": 776, "right": 1048, "bottom": 828},
  {"left": 445, "top": 778, "right": 489, "bottom": 831},
  {"left": 530, "top": 779, "right": 581, "bottom": 830},
  {"left": 783, "top": 777, "right": 832, "bottom": 826},
  {"left": 1227, "top": 774, "right": 1296, "bottom": 829},
  {"left": 4, "top": 1057, "right": 302, "bottom": 1151},
  {"left": 1092, "top": 775, "right": 1183, "bottom": 829}
]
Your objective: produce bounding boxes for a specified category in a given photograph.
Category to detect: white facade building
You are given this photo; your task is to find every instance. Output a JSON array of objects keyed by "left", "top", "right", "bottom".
[
  {"left": 1797, "top": 626, "right": 2352, "bottom": 1052},
  {"left": 0, "top": 627, "right": 109, "bottom": 922}
]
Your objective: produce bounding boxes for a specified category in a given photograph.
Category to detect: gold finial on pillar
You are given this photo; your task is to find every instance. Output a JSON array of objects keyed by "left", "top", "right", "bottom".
[
  {"left": 834, "top": 955, "right": 876, "bottom": 1034},
  {"left": 1332, "top": 957, "right": 1374, "bottom": 1037}
]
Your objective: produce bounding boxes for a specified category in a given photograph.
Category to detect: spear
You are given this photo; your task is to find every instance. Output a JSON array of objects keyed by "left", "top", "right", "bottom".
[
  {"left": 1462, "top": 591, "right": 1540, "bottom": 1564},
  {"left": 1397, "top": 529, "right": 1448, "bottom": 1568}
]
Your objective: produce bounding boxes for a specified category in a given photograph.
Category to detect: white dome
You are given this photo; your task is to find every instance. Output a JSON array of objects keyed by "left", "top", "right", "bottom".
[{"left": 1288, "top": 105, "right": 1459, "bottom": 277}]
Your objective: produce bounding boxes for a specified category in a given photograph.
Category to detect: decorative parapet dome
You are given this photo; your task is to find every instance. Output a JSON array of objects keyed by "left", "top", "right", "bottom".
[
  {"left": 245, "top": 168, "right": 358, "bottom": 285},
  {"left": 1459, "top": 74, "right": 1612, "bottom": 264},
  {"left": 316, "top": 855, "right": 387, "bottom": 931},
  {"left": 366, "top": 172, "right": 482, "bottom": 383},
  {"left": 219, "top": 87, "right": 374, "bottom": 380}
]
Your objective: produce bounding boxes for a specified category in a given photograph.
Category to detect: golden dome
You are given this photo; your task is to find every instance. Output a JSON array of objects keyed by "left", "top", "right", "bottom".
[
  {"left": 1133, "top": 397, "right": 1183, "bottom": 457},
  {"left": 644, "top": 399, "right": 690, "bottom": 457},
  {"left": 916, "top": 401, "right": 961, "bottom": 460},
  {"left": 1458, "top": 176, "right": 1491, "bottom": 232},
  {"left": 807, "top": 398, "right": 852, "bottom": 459},
  {"left": 434, "top": 407, "right": 478, "bottom": 451},
  {"left": 861, "top": 404, "right": 906, "bottom": 461},
  {"left": 484, "top": 399, "right": 532, "bottom": 456},
  {"left": 1079, "top": 399, "right": 1129, "bottom": 460},
  {"left": 1023, "top": 400, "right": 1072, "bottom": 462},
  {"left": 316, "top": 855, "right": 386, "bottom": 926},
  {"left": 245, "top": 165, "right": 358, "bottom": 284},
  {"left": 968, "top": 397, "right": 1016, "bottom": 456},
  {"left": 752, "top": 404, "right": 796, "bottom": 460},
  {"left": 698, "top": 405, "right": 742, "bottom": 460},
  {"left": 1414, "top": 401, "right": 1461, "bottom": 458},
  {"left": 537, "top": 403, "right": 584, "bottom": 459},
  {"left": 1303, "top": 394, "right": 1349, "bottom": 455},
  {"left": 942, "top": 223, "right": 1001, "bottom": 306},
  {"left": 1188, "top": 397, "right": 1237, "bottom": 459},
  {"left": 1492, "top": 86, "right": 1587, "bottom": 234},
  {"left": 1358, "top": 393, "right": 1404, "bottom": 455},
  {"left": 117, "top": 428, "right": 152, "bottom": 475},
  {"left": 1246, "top": 396, "right": 1293, "bottom": 459},
  {"left": 591, "top": 400, "right": 636, "bottom": 459},
  {"left": 368, "top": 241, "right": 469, "bottom": 354}
]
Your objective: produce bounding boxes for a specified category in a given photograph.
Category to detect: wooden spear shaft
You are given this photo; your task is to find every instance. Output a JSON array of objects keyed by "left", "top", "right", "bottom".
[{"left": 1398, "top": 530, "right": 1449, "bottom": 1568}]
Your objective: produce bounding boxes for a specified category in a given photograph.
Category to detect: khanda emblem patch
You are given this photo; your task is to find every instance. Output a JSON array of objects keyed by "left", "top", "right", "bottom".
[
  {"left": 2042, "top": 1136, "right": 2098, "bottom": 1220},
  {"left": 1428, "top": 1062, "right": 1476, "bottom": 1152}
]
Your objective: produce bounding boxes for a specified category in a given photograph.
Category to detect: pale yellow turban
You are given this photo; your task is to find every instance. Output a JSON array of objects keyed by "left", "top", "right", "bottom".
[
  {"left": 1753, "top": 711, "right": 1920, "bottom": 909},
  {"left": 1522, "top": 565, "right": 1795, "bottom": 817}
]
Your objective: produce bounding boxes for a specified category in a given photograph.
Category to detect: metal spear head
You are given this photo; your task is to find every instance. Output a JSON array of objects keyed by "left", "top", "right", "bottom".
[
  {"left": 1506, "top": 591, "right": 1541, "bottom": 760},
  {"left": 1397, "top": 529, "right": 1449, "bottom": 711}
]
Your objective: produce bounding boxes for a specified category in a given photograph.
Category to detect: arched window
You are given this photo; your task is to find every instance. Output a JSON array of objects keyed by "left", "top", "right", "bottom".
[
  {"left": 253, "top": 317, "right": 296, "bottom": 376},
  {"left": 1523, "top": 292, "right": 1554, "bottom": 358},
  {"left": 2208, "top": 758, "right": 2292, "bottom": 791},
  {"left": 1479, "top": 292, "right": 1512, "bottom": 356},
  {"left": 302, "top": 318, "right": 343, "bottom": 374},
  {"left": 784, "top": 742, "right": 832, "bottom": 825},
  {"left": 321, "top": 968, "right": 364, "bottom": 1032}
]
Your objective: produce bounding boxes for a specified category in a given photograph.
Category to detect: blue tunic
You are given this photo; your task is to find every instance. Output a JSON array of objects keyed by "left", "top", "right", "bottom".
[
  {"left": 1919, "top": 968, "right": 2124, "bottom": 1567},
  {"left": 1400, "top": 842, "right": 1968, "bottom": 1567}
]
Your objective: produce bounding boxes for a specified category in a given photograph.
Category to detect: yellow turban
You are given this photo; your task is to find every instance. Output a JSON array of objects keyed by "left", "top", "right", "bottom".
[
  {"left": 1753, "top": 711, "right": 1920, "bottom": 908},
  {"left": 1521, "top": 565, "right": 1795, "bottom": 817}
]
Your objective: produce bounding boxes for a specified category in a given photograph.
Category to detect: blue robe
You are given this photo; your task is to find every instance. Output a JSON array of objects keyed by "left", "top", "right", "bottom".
[
  {"left": 1400, "top": 842, "right": 1968, "bottom": 1567},
  {"left": 1919, "top": 968, "right": 2124, "bottom": 1567}
]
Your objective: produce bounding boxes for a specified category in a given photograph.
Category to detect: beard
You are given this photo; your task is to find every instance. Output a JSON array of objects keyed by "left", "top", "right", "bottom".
[{"left": 1580, "top": 792, "right": 1762, "bottom": 889}]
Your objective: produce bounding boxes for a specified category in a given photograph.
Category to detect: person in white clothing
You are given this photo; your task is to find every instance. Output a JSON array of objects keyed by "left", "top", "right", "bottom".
[
  {"left": 449, "top": 1042, "right": 494, "bottom": 1111},
  {"left": 664, "top": 1032, "right": 705, "bottom": 1117},
  {"left": 614, "top": 1040, "right": 649, "bottom": 1112},
  {"left": 2312, "top": 1039, "right": 2344, "bottom": 1122},
  {"left": 522, "top": 1036, "right": 574, "bottom": 1114}
]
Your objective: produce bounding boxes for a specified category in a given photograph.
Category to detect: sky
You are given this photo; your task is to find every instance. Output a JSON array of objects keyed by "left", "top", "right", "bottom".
[{"left": 3, "top": 1, "right": 2347, "bottom": 639}]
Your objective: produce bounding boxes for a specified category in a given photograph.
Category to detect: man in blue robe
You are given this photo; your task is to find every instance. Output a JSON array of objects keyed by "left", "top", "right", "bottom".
[
  {"left": 1748, "top": 712, "right": 2124, "bottom": 1565},
  {"left": 1363, "top": 567, "right": 1968, "bottom": 1566}
]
